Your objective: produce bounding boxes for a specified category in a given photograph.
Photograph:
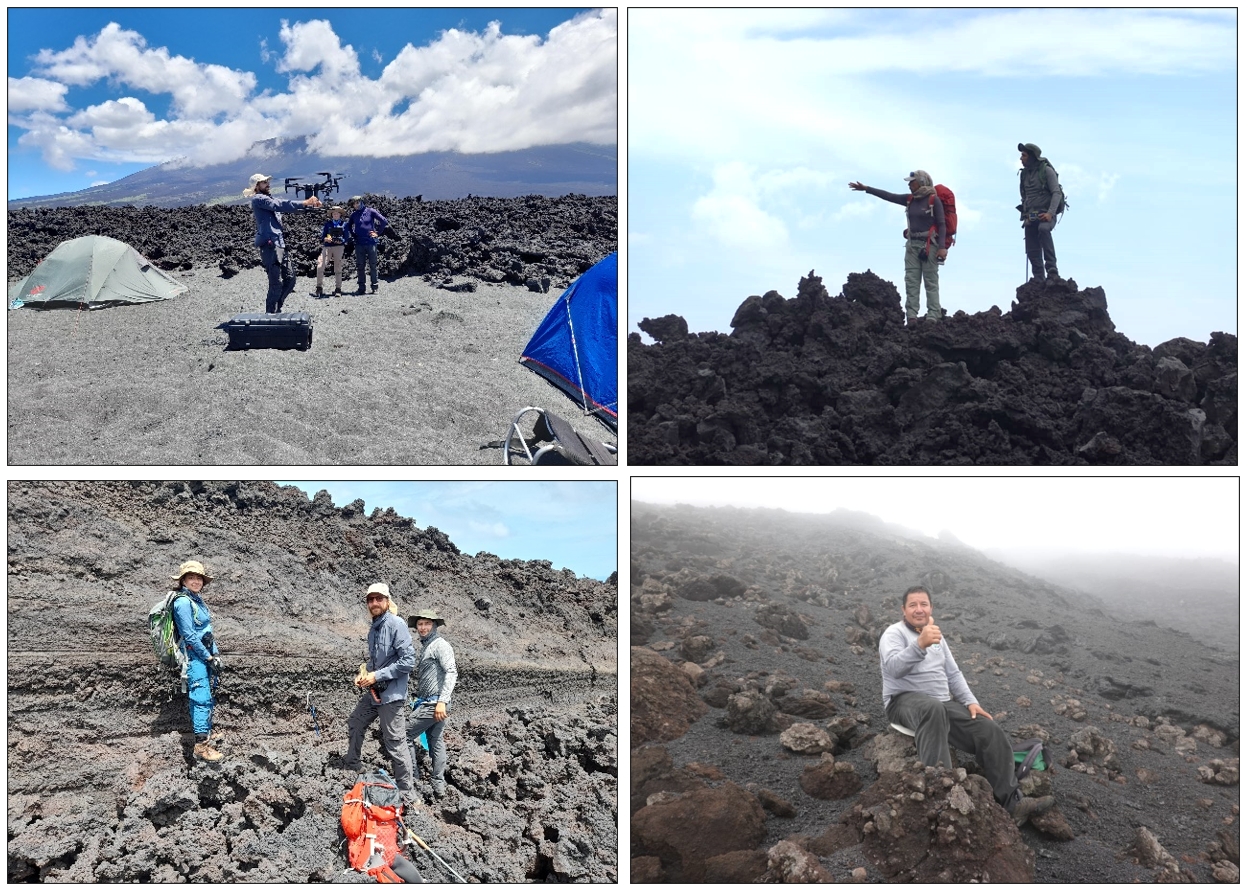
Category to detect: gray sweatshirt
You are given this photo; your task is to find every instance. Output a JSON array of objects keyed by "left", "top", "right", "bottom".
[
  {"left": 864, "top": 186, "right": 947, "bottom": 246},
  {"left": 879, "top": 619, "right": 978, "bottom": 710},
  {"left": 414, "top": 630, "right": 458, "bottom": 705}
]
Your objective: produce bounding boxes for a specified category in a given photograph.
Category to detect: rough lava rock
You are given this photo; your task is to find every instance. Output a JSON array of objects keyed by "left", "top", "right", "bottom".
[{"left": 628, "top": 269, "right": 1236, "bottom": 465}]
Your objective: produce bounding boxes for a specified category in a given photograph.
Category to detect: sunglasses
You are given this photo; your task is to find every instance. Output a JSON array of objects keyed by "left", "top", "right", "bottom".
[{"left": 366, "top": 595, "right": 387, "bottom": 603}]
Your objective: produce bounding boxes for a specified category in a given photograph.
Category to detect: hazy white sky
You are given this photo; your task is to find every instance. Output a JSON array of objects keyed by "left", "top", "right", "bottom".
[{"left": 632, "top": 477, "right": 1238, "bottom": 561}]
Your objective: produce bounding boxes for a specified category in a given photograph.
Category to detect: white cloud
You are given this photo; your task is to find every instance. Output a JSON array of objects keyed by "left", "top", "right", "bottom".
[
  {"left": 8, "top": 76, "right": 70, "bottom": 113},
  {"left": 691, "top": 162, "right": 789, "bottom": 251},
  {"left": 467, "top": 520, "right": 510, "bottom": 539},
  {"left": 14, "top": 11, "right": 616, "bottom": 171}
]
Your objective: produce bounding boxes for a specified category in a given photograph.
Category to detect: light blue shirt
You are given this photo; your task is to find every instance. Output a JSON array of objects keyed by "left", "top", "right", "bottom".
[{"left": 879, "top": 619, "right": 978, "bottom": 710}]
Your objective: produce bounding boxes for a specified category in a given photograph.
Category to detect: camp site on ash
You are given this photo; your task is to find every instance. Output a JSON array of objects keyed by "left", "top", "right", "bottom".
[
  {"left": 630, "top": 503, "right": 1239, "bottom": 883},
  {"left": 7, "top": 481, "right": 618, "bottom": 882},
  {"left": 6, "top": 189, "right": 616, "bottom": 465},
  {"left": 629, "top": 269, "right": 1236, "bottom": 465}
]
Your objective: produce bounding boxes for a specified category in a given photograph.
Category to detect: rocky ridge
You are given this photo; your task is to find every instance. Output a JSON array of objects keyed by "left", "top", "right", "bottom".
[
  {"left": 630, "top": 502, "right": 1239, "bottom": 883},
  {"left": 8, "top": 194, "right": 616, "bottom": 296},
  {"left": 7, "top": 481, "right": 617, "bottom": 882},
  {"left": 628, "top": 270, "right": 1236, "bottom": 464}
]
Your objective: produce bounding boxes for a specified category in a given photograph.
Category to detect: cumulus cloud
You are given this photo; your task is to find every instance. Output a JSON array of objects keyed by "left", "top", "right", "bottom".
[
  {"left": 12, "top": 10, "right": 616, "bottom": 172},
  {"left": 8, "top": 76, "right": 70, "bottom": 113}
]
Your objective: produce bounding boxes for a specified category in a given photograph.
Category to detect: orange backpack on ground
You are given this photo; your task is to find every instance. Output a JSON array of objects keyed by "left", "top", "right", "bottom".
[{"left": 342, "top": 772, "right": 405, "bottom": 883}]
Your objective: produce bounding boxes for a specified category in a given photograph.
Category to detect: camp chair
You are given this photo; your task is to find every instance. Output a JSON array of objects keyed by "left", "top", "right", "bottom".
[{"left": 503, "top": 407, "right": 617, "bottom": 466}]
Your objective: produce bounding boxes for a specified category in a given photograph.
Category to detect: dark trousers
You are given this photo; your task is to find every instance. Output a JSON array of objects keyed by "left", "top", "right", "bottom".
[
  {"left": 406, "top": 704, "right": 448, "bottom": 786},
  {"left": 345, "top": 695, "right": 415, "bottom": 793},
  {"left": 886, "top": 691, "right": 1018, "bottom": 804},
  {"left": 355, "top": 243, "right": 379, "bottom": 288},
  {"left": 1024, "top": 220, "right": 1059, "bottom": 279},
  {"left": 260, "top": 243, "right": 296, "bottom": 313}
]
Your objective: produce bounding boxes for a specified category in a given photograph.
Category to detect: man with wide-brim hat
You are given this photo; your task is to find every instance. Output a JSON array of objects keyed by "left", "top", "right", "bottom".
[
  {"left": 170, "top": 560, "right": 224, "bottom": 762},
  {"left": 344, "top": 583, "right": 418, "bottom": 804},
  {"left": 405, "top": 607, "right": 458, "bottom": 799},
  {"left": 243, "top": 172, "right": 322, "bottom": 313}
]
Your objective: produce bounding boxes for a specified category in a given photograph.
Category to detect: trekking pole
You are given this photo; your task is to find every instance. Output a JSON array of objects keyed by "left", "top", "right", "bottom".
[
  {"left": 397, "top": 819, "right": 467, "bottom": 884},
  {"left": 307, "top": 691, "right": 321, "bottom": 738}
]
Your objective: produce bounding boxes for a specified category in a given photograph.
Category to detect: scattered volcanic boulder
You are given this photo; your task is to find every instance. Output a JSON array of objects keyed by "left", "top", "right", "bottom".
[
  {"left": 630, "top": 782, "right": 768, "bottom": 881},
  {"left": 632, "top": 647, "right": 709, "bottom": 745},
  {"left": 844, "top": 765, "right": 1035, "bottom": 882},
  {"left": 628, "top": 269, "right": 1236, "bottom": 465}
]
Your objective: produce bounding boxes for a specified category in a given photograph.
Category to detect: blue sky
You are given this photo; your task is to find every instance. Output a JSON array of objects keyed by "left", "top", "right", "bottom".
[
  {"left": 277, "top": 481, "right": 617, "bottom": 580},
  {"left": 8, "top": 8, "right": 615, "bottom": 199},
  {"left": 628, "top": 9, "right": 1235, "bottom": 348}
]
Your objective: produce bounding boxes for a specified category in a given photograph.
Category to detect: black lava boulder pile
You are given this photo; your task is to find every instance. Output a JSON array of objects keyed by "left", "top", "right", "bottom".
[
  {"left": 7, "top": 194, "right": 616, "bottom": 293},
  {"left": 628, "top": 270, "right": 1236, "bottom": 465},
  {"left": 7, "top": 480, "right": 617, "bottom": 883}
]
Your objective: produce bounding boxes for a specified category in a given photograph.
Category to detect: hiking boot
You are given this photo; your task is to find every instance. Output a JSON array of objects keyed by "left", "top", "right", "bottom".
[
  {"left": 333, "top": 288, "right": 342, "bottom": 298},
  {"left": 430, "top": 780, "right": 447, "bottom": 799},
  {"left": 354, "top": 287, "right": 366, "bottom": 296},
  {"left": 371, "top": 283, "right": 378, "bottom": 294},
  {"left": 193, "top": 741, "right": 223, "bottom": 763},
  {"left": 1045, "top": 275, "right": 1062, "bottom": 288},
  {"left": 315, "top": 287, "right": 323, "bottom": 298},
  {"left": 1009, "top": 793, "right": 1055, "bottom": 826}
]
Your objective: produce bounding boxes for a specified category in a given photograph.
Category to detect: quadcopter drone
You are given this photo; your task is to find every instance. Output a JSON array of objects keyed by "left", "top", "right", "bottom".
[{"left": 284, "top": 171, "right": 345, "bottom": 201}]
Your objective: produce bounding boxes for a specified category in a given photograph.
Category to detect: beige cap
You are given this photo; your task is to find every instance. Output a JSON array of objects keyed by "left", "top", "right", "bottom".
[
  {"left": 173, "top": 560, "right": 212, "bottom": 584},
  {"left": 366, "top": 582, "right": 391, "bottom": 600}
]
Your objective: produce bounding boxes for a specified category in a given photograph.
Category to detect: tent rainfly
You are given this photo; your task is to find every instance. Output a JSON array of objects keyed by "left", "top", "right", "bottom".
[
  {"left": 10, "top": 235, "right": 188, "bottom": 309},
  {"left": 519, "top": 252, "right": 617, "bottom": 429}
]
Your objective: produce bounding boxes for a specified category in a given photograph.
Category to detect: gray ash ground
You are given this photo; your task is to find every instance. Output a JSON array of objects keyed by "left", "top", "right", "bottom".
[
  {"left": 7, "top": 194, "right": 617, "bottom": 466},
  {"left": 628, "top": 270, "right": 1236, "bottom": 465},
  {"left": 7, "top": 481, "right": 618, "bottom": 883},
  {"left": 630, "top": 503, "right": 1239, "bottom": 883}
]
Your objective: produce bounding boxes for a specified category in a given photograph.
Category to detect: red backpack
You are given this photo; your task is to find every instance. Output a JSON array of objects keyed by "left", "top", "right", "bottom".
[
  {"left": 342, "top": 773, "right": 405, "bottom": 883},
  {"left": 909, "top": 184, "right": 958, "bottom": 251}
]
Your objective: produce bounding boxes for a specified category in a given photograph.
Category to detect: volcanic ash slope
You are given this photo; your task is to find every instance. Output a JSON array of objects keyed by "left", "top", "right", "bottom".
[
  {"left": 628, "top": 270, "right": 1236, "bottom": 465},
  {"left": 629, "top": 502, "right": 1239, "bottom": 883},
  {"left": 7, "top": 480, "right": 618, "bottom": 883}
]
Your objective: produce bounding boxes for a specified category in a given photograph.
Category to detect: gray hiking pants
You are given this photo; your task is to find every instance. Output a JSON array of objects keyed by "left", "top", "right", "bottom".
[
  {"left": 345, "top": 695, "right": 415, "bottom": 793},
  {"left": 903, "top": 236, "right": 941, "bottom": 320},
  {"left": 1024, "top": 219, "right": 1059, "bottom": 279},
  {"left": 886, "top": 692, "right": 1018, "bottom": 804},
  {"left": 406, "top": 703, "right": 448, "bottom": 788}
]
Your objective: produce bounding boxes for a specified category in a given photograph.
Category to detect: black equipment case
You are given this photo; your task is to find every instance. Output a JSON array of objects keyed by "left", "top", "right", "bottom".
[{"left": 224, "top": 312, "right": 312, "bottom": 351}]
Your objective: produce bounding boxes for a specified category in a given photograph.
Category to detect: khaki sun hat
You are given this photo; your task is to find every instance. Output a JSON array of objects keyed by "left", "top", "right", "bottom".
[
  {"left": 409, "top": 608, "right": 446, "bottom": 628},
  {"left": 173, "top": 560, "right": 212, "bottom": 584},
  {"left": 365, "top": 582, "right": 391, "bottom": 600}
]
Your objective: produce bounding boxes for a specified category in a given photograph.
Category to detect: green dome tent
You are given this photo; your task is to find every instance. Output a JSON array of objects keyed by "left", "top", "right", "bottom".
[{"left": 10, "top": 235, "right": 188, "bottom": 309}]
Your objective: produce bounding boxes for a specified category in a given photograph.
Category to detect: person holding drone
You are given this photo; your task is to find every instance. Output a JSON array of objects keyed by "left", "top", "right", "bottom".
[{"left": 242, "top": 173, "right": 322, "bottom": 313}]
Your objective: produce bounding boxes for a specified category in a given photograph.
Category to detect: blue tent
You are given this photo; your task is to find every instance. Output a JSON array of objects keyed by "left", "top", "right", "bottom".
[{"left": 520, "top": 252, "right": 617, "bottom": 429}]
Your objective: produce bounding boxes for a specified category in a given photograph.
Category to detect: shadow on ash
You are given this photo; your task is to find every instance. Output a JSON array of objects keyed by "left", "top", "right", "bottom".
[
  {"left": 7, "top": 480, "right": 617, "bottom": 883},
  {"left": 628, "top": 271, "right": 1236, "bottom": 465}
]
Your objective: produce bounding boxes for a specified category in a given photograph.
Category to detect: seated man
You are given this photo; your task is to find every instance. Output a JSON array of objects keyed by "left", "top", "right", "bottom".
[{"left": 880, "top": 585, "right": 1053, "bottom": 825}]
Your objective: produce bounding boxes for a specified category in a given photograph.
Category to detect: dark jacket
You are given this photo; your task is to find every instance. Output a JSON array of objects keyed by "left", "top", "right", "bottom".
[
  {"left": 864, "top": 186, "right": 946, "bottom": 247},
  {"left": 320, "top": 219, "right": 348, "bottom": 246},
  {"left": 1019, "top": 157, "right": 1062, "bottom": 216},
  {"left": 366, "top": 612, "right": 417, "bottom": 705},
  {"left": 348, "top": 206, "right": 389, "bottom": 247},
  {"left": 251, "top": 193, "right": 310, "bottom": 248}
]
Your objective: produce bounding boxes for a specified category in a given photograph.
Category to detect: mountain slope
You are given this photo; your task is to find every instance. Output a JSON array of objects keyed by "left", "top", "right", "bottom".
[
  {"left": 9, "top": 138, "right": 617, "bottom": 209},
  {"left": 7, "top": 481, "right": 617, "bottom": 882},
  {"left": 630, "top": 501, "right": 1239, "bottom": 883}
]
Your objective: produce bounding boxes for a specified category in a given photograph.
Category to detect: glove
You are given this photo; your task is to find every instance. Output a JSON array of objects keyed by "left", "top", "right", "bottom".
[{"left": 209, "top": 655, "right": 223, "bottom": 672}]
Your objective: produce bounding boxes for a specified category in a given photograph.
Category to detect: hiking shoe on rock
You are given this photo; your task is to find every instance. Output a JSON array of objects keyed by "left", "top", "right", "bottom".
[
  {"left": 431, "top": 780, "right": 447, "bottom": 799},
  {"left": 193, "top": 741, "right": 223, "bottom": 763},
  {"left": 371, "top": 284, "right": 378, "bottom": 294},
  {"left": 1010, "top": 794, "right": 1055, "bottom": 826},
  {"left": 1045, "top": 276, "right": 1062, "bottom": 288}
]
